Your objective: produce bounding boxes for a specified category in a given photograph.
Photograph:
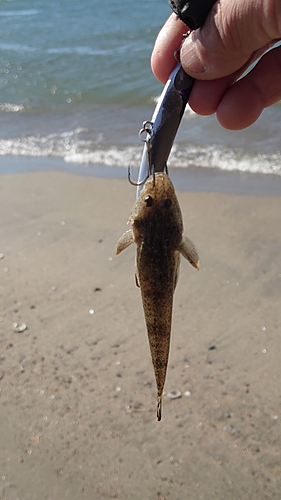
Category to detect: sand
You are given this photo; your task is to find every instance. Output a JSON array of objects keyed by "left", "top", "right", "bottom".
[{"left": 0, "top": 171, "right": 281, "bottom": 499}]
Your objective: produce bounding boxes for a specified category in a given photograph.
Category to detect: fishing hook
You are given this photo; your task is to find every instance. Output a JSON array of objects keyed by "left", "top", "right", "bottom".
[
  {"left": 128, "top": 166, "right": 149, "bottom": 187},
  {"left": 128, "top": 120, "right": 154, "bottom": 187}
]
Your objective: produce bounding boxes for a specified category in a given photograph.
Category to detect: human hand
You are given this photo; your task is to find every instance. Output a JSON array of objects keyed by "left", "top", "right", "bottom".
[{"left": 151, "top": 0, "right": 281, "bottom": 130}]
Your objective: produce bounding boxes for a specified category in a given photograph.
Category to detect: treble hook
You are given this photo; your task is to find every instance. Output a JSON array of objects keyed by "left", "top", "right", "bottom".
[
  {"left": 128, "top": 120, "right": 154, "bottom": 188},
  {"left": 128, "top": 166, "right": 149, "bottom": 187},
  {"left": 128, "top": 167, "right": 156, "bottom": 188}
]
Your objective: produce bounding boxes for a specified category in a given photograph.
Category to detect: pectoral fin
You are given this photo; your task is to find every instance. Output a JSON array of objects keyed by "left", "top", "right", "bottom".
[
  {"left": 178, "top": 235, "right": 199, "bottom": 271},
  {"left": 116, "top": 229, "right": 135, "bottom": 255}
]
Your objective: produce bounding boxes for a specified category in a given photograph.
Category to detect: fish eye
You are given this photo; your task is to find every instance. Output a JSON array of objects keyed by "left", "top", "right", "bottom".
[
  {"left": 144, "top": 195, "right": 154, "bottom": 207},
  {"left": 163, "top": 198, "right": 171, "bottom": 208}
]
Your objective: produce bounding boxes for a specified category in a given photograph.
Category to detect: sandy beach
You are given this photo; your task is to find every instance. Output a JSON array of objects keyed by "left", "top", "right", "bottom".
[{"left": 0, "top": 171, "right": 281, "bottom": 499}]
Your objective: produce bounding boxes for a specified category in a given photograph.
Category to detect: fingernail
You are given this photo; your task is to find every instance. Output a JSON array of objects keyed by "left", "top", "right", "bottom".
[{"left": 181, "top": 38, "right": 206, "bottom": 74}]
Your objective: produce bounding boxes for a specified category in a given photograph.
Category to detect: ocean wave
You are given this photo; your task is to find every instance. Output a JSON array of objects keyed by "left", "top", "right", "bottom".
[
  {"left": 65, "top": 144, "right": 281, "bottom": 176},
  {"left": 46, "top": 40, "right": 151, "bottom": 57},
  {"left": 0, "top": 103, "right": 29, "bottom": 112},
  {"left": 0, "top": 130, "right": 280, "bottom": 176},
  {"left": 0, "top": 128, "right": 94, "bottom": 157},
  {"left": 64, "top": 147, "right": 142, "bottom": 167},
  {"left": 64, "top": 145, "right": 281, "bottom": 175},
  {"left": 169, "top": 144, "right": 281, "bottom": 176},
  {"left": 0, "top": 10, "right": 41, "bottom": 17},
  {"left": 0, "top": 42, "right": 37, "bottom": 53},
  {"left": 46, "top": 47, "right": 110, "bottom": 56}
]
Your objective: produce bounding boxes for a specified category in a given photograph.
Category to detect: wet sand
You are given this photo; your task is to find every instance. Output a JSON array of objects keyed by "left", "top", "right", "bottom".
[{"left": 0, "top": 171, "right": 281, "bottom": 499}]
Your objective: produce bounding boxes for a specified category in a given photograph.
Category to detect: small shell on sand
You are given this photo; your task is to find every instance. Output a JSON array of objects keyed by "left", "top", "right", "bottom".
[
  {"left": 12, "top": 322, "right": 27, "bottom": 333},
  {"left": 167, "top": 390, "right": 182, "bottom": 400}
]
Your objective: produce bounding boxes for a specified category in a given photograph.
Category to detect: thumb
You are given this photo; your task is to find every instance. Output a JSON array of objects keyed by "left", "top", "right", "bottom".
[{"left": 180, "top": 0, "right": 281, "bottom": 79}]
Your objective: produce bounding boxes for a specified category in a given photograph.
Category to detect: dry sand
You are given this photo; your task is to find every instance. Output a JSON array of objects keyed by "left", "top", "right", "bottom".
[{"left": 0, "top": 171, "right": 281, "bottom": 499}]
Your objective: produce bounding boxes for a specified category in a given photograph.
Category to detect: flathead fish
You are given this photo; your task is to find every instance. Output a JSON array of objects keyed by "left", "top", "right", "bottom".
[{"left": 116, "top": 173, "right": 199, "bottom": 421}]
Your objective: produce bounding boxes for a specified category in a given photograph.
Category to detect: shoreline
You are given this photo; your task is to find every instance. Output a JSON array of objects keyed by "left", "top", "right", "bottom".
[{"left": 1, "top": 154, "right": 281, "bottom": 196}]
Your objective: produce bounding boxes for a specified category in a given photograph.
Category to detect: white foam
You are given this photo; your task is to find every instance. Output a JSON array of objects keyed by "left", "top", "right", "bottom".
[
  {"left": 0, "top": 128, "right": 91, "bottom": 156},
  {"left": 0, "top": 42, "right": 37, "bottom": 53},
  {"left": 169, "top": 144, "right": 281, "bottom": 176},
  {"left": 0, "top": 10, "right": 41, "bottom": 17},
  {"left": 0, "top": 129, "right": 280, "bottom": 177},
  {"left": 64, "top": 147, "right": 142, "bottom": 167},
  {"left": 0, "top": 103, "right": 27, "bottom": 112}
]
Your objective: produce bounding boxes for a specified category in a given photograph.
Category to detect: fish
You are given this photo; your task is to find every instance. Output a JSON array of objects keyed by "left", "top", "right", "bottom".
[{"left": 116, "top": 173, "right": 199, "bottom": 421}]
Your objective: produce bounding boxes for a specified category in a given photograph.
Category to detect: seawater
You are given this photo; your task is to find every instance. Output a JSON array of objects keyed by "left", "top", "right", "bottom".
[{"left": 1, "top": 0, "right": 281, "bottom": 181}]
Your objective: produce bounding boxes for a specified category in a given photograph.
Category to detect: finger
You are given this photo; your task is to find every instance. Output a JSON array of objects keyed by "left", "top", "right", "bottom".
[
  {"left": 151, "top": 13, "right": 187, "bottom": 83},
  {"left": 188, "top": 75, "right": 238, "bottom": 115},
  {"left": 180, "top": 0, "right": 280, "bottom": 79},
  {"left": 216, "top": 45, "right": 281, "bottom": 129},
  {"left": 189, "top": 46, "right": 281, "bottom": 129},
  {"left": 187, "top": 52, "right": 263, "bottom": 116}
]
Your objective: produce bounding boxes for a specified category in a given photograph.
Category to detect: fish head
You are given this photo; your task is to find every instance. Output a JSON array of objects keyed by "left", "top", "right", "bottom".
[{"left": 129, "top": 173, "right": 183, "bottom": 243}]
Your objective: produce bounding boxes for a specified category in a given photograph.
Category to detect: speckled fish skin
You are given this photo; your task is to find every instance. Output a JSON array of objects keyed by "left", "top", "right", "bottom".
[{"left": 116, "top": 173, "right": 199, "bottom": 421}]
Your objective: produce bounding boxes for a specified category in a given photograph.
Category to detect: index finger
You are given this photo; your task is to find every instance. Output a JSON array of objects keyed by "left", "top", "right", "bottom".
[{"left": 151, "top": 14, "right": 188, "bottom": 83}]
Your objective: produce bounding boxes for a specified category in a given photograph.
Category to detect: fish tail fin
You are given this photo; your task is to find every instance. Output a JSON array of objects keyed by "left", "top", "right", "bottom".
[{"left": 157, "top": 395, "right": 162, "bottom": 422}]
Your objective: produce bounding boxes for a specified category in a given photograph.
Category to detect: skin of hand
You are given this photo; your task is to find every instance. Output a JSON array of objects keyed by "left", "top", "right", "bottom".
[{"left": 151, "top": 0, "right": 281, "bottom": 130}]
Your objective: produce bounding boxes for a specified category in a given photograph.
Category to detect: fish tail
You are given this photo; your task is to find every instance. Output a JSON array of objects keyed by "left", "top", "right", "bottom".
[{"left": 157, "top": 395, "right": 162, "bottom": 422}]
